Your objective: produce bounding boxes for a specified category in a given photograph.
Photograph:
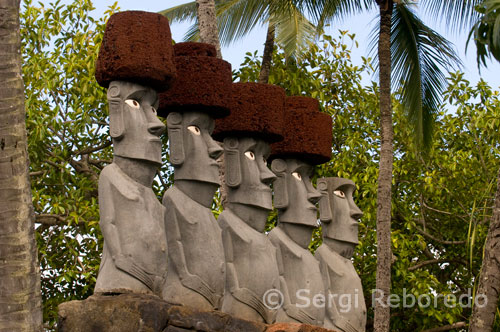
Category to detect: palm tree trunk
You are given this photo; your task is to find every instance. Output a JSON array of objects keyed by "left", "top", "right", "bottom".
[
  {"left": 469, "top": 167, "right": 500, "bottom": 332},
  {"left": 0, "top": 0, "right": 43, "bottom": 331},
  {"left": 374, "top": 1, "right": 394, "bottom": 332},
  {"left": 259, "top": 22, "right": 275, "bottom": 84},
  {"left": 196, "top": 0, "right": 222, "bottom": 58}
]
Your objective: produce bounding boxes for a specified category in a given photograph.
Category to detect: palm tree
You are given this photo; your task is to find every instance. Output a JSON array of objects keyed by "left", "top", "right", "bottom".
[
  {"left": 468, "top": 1, "right": 500, "bottom": 330},
  {"left": 196, "top": 0, "right": 223, "bottom": 57},
  {"left": 0, "top": 0, "right": 42, "bottom": 331}
]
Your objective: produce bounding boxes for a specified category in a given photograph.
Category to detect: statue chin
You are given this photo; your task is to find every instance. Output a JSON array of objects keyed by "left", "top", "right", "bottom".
[
  {"left": 323, "top": 238, "right": 356, "bottom": 259},
  {"left": 113, "top": 142, "right": 163, "bottom": 166}
]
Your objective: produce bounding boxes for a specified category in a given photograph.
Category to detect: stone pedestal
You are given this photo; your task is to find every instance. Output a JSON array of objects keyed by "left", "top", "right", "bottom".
[{"left": 58, "top": 293, "right": 338, "bottom": 332}]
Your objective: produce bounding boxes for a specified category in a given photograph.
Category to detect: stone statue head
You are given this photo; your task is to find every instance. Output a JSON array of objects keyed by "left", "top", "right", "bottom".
[
  {"left": 223, "top": 137, "right": 276, "bottom": 210},
  {"left": 271, "top": 158, "right": 322, "bottom": 249},
  {"left": 211, "top": 82, "right": 286, "bottom": 228},
  {"left": 166, "top": 111, "right": 223, "bottom": 185},
  {"left": 107, "top": 81, "right": 166, "bottom": 165},
  {"left": 318, "top": 177, "right": 363, "bottom": 258}
]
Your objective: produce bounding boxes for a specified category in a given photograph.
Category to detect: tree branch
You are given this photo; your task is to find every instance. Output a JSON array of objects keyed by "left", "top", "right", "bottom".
[
  {"left": 421, "top": 322, "right": 467, "bottom": 332},
  {"left": 35, "top": 214, "right": 67, "bottom": 226},
  {"left": 408, "top": 258, "right": 467, "bottom": 271},
  {"left": 415, "top": 226, "right": 466, "bottom": 245},
  {"left": 74, "top": 140, "right": 111, "bottom": 155}
]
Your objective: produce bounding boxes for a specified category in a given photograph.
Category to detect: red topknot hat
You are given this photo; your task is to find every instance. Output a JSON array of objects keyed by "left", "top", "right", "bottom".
[
  {"left": 95, "top": 11, "right": 176, "bottom": 91},
  {"left": 270, "top": 96, "right": 332, "bottom": 165},
  {"left": 157, "top": 42, "right": 232, "bottom": 119},
  {"left": 212, "top": 82, "right": 285, "bottom": 143}
]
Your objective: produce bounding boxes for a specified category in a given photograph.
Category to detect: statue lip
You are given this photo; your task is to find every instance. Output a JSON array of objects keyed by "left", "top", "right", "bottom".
[{"left": 149, "top": 137, "right": 162, "bottom": 143}]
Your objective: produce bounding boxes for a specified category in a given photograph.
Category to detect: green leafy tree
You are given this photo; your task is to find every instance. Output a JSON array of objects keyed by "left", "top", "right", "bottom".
[{"left": 21, "top": 0, "right": 114, "bottom": 327}]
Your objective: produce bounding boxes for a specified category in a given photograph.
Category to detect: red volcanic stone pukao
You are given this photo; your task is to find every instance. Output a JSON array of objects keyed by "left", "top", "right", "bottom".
[
  {"left": 174, "top": 42, "right": 217, "bottom": 57},
  {"left": 157, "top": 42, "right": 232, "bottom": 119},
  {"left": 270, "top": 96, "right": 332, "bottom": 165},
  {"left": 95, "top": 11, "right": 176, "bottom": 91},
  {"left": 212, "top": 82, "right": 285, "bottom": 143}
]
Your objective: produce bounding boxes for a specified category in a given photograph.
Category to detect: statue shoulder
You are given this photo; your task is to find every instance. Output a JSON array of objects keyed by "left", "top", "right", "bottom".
[{"left": 99, "top": 163, "right": 140, "bottom": 201}]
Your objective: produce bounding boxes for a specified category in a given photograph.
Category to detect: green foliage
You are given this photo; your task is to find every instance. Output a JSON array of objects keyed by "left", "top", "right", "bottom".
[
  {"left": 235, "top": 35, "right": 500, "bottom": 330},
  {"left": 21, "top": 0, "right": 112, "bottom": 327}
]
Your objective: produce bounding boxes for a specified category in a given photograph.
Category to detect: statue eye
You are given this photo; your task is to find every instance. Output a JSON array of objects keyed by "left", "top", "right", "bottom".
[
  {"left": 245, "top": 151, "right": 255, "bottom": 160},
  {"left": 187, "top": 126, "right": 201, "bottom": 135},
  {"left": 125, "top": 99, "right": 140, "bottom": 109},
  {"left": 292, "top": 172, "right": 302, "bottom": 181},
  {"left": 151, "top": 107, "right": 157, "bottom": 114},
  {"left": 333, "top": 190, "right": 345, "bottom": 198}
]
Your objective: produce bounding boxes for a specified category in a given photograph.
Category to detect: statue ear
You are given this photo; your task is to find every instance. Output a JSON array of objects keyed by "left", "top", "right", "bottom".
[
  {"left": 167, "top": 112, "right": 185, "bottom": 166},
  {"left": 271, "top": 159, "right": 288, "bottom": 209},
  {"left": 107, "top": 84, "right": 124, "bottom": 139},
  {"left": 223, "top": 138, "right": 241, "bottom": 188},
  {"left": 317, "top": 178, "right": 332, "bottom": 222}
]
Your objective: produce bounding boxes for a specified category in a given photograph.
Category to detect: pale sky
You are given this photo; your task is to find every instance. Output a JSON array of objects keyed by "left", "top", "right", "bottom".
[{"left": 40, "top": 0, "right": 500, "bottom": 90}]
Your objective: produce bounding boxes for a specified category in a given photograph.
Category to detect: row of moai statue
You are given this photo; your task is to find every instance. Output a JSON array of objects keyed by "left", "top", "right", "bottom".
[{"left": 91, "top": 11, "right": 366, "bottom": 332}]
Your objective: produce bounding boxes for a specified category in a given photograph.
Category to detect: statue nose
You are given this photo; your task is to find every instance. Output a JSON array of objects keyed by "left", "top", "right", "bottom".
[
  {"left": 350, "top": 205, "right": 363, "bottom": 220},
  {"left": 260, "top": 166, "right": 276, "bottom": 185},
  {"left": 208, "top": 141, "right": 223, "bottom": 159},
  {"left": 148, "top": 121, "right": 166, "bottom": 136},
  {"left": 307, "top": 191, "right": 322, "bottom": 205}
]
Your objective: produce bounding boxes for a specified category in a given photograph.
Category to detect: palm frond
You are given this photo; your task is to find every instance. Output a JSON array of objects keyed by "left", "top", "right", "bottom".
[
  {"left": 391, "top": 4, "right": 461, "bottom": 148},
  {"left": 421, "top": 0, "right": 482, "bottom": 34},
  {"left": 159, "top": 1, "right": 197, "bottom": 24},
  {"left": 468, "top": 0, "right": 500, "bottom": 67},
  {"left": 303, "top": 0, "right": 373, "bottom": 32},
  {"left": 183, "top": 22, "right": 200, "bottom": 42},
  {"left": 274, "top": 3, "right": 318, "bottom": 57},
  {"left": 215, "top": 0, "right": 269, "bottom": 47}
]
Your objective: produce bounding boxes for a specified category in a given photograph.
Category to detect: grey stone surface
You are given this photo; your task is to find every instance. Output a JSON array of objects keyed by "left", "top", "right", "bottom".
[
  {"left": 269, "top": 158, "right": 324, "bottom": 326},
  {"left": 57, "top": 293, "right": 269, "bottom": 332},
  {"left": 162, "top": 111, "right": 225, "bottom": 311},
  {"left": 94, "top": 81, "right": 167, "bottom": 296},
  {"left": 218, "top": 137, "right": 280, "bottom": 323},
  {"left": 316, "top": 177, "right": 366, "bottom": 332}
]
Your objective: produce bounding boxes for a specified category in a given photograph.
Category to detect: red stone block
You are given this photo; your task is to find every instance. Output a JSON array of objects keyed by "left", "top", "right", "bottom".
[
  {"left": 157, "top": 42, "right": 232, "bottom": 119},
  {"left": 212, "top": 82, "right": 286, "bottom": 143},
  {"left": 95, "top": 11, "right": 176, "bottom": 91},
  {"left": 270, "top": 96, "right": 332, "bottom": 165}
]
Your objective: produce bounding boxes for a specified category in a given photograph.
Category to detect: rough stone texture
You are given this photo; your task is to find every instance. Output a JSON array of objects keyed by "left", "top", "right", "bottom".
[
  {"left": 95, "top": 11, "right": 176, "bottom": 91},
  {"left": 57, "top": 294, "right": 339, "bottom": 332},
  {"left": 270, "top": 96, "right": 332, "bottom": 165},
  {"left": 158, "top": 42, "right": 232, "bottom": 118},
  {"left": 174, "top": 42, "right": 216, "bottom": 57},
  {"left": 267, "top": 323, "right": 334, "bottom": 332},
  {"left": 212, "top": 83, "right": 285, "bottom": 143}
]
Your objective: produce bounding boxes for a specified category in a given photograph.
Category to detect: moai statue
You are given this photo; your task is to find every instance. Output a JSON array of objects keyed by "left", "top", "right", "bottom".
[
  {"left": 316, "top": 177, "right": 366, "bottom": 332},
  {"left": 268, "top": 96, "right": 333, "bottom": 326},
  {"left": 93, "top": 11, "right": 176, "bottom": 295},
  {"left": 157, "top": 42, "right": 232, "bottom": 311},
  {"left": 211, "top": 83, "right": 286, "bottom": 323}
]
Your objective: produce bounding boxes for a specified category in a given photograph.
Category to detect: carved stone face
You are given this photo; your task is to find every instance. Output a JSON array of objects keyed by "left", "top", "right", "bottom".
[
  {"left": 225, "top": 137, "right": 276, "bottom": 210},
  {"left": 167, "top": 111, "right": 223, "bottom": 185},
  {"left": 271, "top": 158, "right": 321, "bottom": 227},
  {"left": 108, "top": 81, "right": 165, "bottom": 165},
  {"left": 319, "top": 177, "right": 363, "bottom": 258}
]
